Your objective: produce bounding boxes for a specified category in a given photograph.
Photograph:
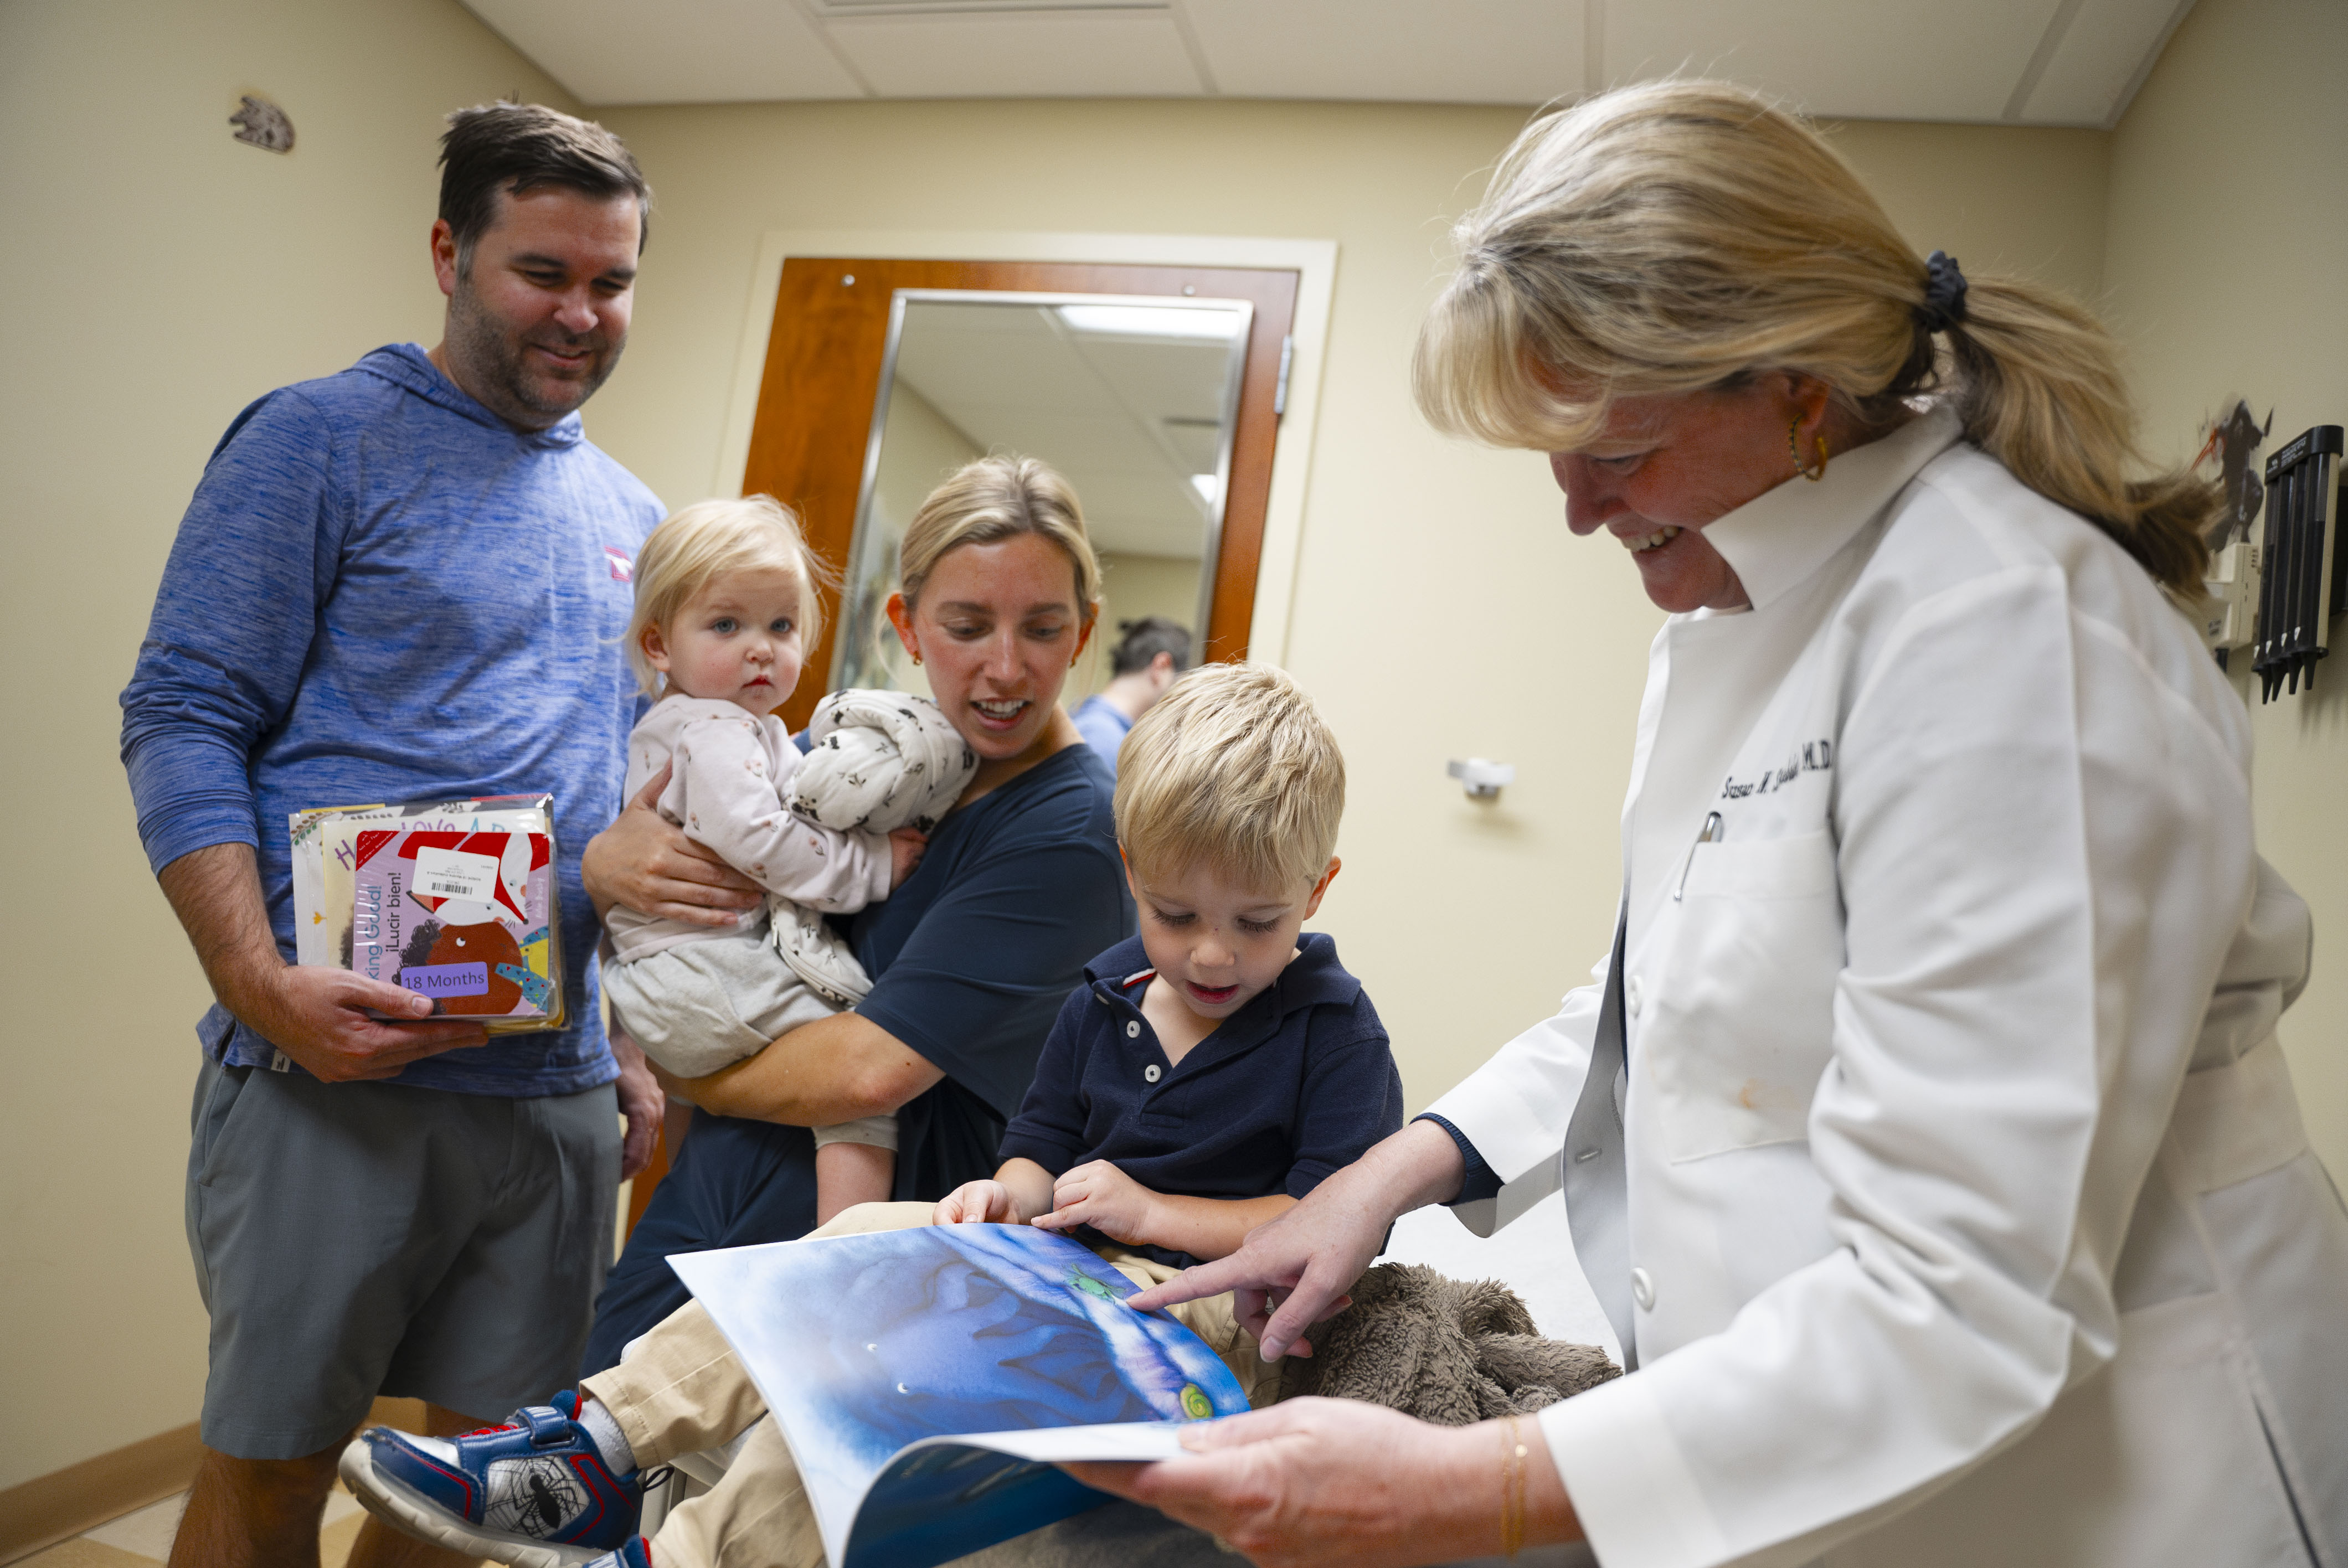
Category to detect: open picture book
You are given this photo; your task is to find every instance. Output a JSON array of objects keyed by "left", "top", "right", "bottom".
[{"left": 668, "top": 1224, "right": 1251, "bottom": 1568}]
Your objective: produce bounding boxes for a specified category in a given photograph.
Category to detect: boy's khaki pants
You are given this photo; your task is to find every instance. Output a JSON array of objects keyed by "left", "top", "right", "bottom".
[{"left": 578, "top": 1202, "right": 1286, "bottom": 1568}]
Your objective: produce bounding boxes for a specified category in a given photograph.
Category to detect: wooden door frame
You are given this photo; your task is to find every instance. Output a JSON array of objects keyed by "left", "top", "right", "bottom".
[{"left": 710, "top": 231, "right": 1336, "bottom": 677}]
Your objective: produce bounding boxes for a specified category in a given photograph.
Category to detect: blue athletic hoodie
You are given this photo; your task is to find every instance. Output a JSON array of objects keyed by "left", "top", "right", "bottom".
[{"left": 120, "top": 344, "right": 662, "bottom": 1095}]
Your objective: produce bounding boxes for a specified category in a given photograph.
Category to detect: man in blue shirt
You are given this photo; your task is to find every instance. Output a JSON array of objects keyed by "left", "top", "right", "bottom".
[
  {"left": 1070, "top": 615, "right": 1191, "bottom": 777},
  {"left": 119, "top": 104, "right": 665, "bottom": 1566}
]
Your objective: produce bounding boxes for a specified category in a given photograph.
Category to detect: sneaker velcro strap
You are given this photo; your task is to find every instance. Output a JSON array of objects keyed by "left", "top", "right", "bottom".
[{"left": 517, "top": 1405, "right": 575, "bottom": 1447}]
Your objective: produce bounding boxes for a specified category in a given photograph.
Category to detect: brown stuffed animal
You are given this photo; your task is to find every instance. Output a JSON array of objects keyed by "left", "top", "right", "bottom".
[
  {"left": 1284, "top": 1263, "right": 1620, "bottom": 1424},
  {"left": 952, "top": 1266, "right": 1618, "bottom": 1568}
]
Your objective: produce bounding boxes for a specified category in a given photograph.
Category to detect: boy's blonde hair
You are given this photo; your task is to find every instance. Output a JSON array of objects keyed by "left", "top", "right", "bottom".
[
  {"left": 626, "top": 496, "right": 833, "bottom": 696},
  {"left": 1114, "top": 662, "right": 1343, "bottom": 894}
]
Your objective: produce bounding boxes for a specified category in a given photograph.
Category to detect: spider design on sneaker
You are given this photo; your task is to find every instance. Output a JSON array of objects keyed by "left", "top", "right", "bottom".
[
  {"left": 483, "top": 1456, "right": 589, "bottom": 1539},
  {"left": 526, "top": 1473, "right": 565, "bottom": 1534}
]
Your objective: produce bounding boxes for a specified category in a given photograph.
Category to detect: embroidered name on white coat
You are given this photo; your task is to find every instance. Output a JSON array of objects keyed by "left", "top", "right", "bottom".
[{"left": 1719, "top": 739, "right": 1834, "bottom": 801}]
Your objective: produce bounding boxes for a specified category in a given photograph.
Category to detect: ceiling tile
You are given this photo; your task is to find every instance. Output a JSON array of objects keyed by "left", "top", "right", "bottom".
[
  {"left": 459, "top": 2, "right": 2177, "bottom": 132},
  {"left": 898, "top": 323, "right": 1105, "bottom": 420},
  {"left": 1604, "top": 0, "right": 2067, "bottom": 124},
  {"left": 461, "top": 0, "right": 864, "bottom": 105},
  {"left": 1180, "top": 0, "right": 1587, "bottom": 104},
  {"left": 1090, "top": 516, "right": 1213, "bottom": 558},
  {"left": 825, "top": 11, "right": 1204, "bottom": 97},
  {"left": 946, "top": 409, "right": 1170, "bottom": 476},
  {"left": 2016, "top": 0, "right": 2191, "bottom": 126},
  {"left": 1069, "top": 338, "right": 1237, "bottom": 424}
]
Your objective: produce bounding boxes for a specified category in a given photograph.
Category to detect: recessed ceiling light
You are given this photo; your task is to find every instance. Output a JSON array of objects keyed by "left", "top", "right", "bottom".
[
  {"left": 806, "top": 0, "right": 1165, "bottom": 14},
  {"left": 1057, "top": 304, "right": 1244, "bottom": 341}
]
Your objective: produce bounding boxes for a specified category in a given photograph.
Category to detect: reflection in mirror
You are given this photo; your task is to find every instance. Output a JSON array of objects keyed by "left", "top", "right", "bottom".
[{"left": 832, "top": 292, "right": 1252, "bottom": 707}]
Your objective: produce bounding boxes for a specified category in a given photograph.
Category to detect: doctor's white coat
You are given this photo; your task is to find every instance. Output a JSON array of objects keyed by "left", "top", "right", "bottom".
[{"left": 1427, "top": 408, "right": 2348, "bottom": 1568}]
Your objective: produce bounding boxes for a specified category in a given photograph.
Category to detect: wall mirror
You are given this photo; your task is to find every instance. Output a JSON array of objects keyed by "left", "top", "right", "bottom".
[
  {"left": 734, "top": 257, "right": 1299, "bottom": 735},
  {"left": 833, "top": 291, "right": 1252, "bottom": 702}
]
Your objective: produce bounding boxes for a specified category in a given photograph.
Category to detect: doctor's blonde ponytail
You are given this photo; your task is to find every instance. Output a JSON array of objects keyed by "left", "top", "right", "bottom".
[
  {"left": 1934, "top": 280, "right": 2211, "bottom": 592},
  {"left": 1416, "top": 80, "right": 2215, "bottom": 596}
]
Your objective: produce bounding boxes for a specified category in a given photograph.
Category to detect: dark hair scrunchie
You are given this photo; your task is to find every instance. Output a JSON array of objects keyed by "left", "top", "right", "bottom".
[{"left": 1916, "top": 250, "right": 1969, "bottom": 334}]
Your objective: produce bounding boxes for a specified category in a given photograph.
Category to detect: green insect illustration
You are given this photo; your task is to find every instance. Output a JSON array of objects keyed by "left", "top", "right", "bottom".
[{"left": 1067, "top": 1270, "right": 1120, "bottom": 1302}]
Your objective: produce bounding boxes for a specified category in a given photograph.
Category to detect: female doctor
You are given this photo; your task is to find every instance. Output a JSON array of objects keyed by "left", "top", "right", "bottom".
[{"left": 1082, "top": 81, "right": 2348, "bottom": 1568}]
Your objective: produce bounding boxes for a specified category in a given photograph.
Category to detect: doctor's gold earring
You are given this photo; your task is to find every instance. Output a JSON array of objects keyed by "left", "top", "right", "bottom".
[{"left": 1791, "top": 417, "right": 1829, "bottom": 482}]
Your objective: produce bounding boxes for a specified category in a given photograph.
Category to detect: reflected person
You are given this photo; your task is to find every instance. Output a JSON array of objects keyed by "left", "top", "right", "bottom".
[{"left": 1072, "top": 615, "right": 1191, "bottom": 777}]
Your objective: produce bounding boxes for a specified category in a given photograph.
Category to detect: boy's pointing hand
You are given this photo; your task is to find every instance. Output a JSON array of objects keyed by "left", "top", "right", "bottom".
[{"left": 934, "top": 1179, "right": 1017, "bottom": 1225}]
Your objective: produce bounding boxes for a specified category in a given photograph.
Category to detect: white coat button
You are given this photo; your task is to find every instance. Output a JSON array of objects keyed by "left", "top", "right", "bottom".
[
  {"left": 1630, "top": 1267, "right": 1655, "bottom": 1311},
  {"left": 1144, "top": 1064, "right": 1162, "bottom": 1083},
  {"left": 1125, "top": 1020, "right": 1141, "bottom": 1038},
  {"left": 1625, "top": 975, "right": 1644, "bottom": 1017}
]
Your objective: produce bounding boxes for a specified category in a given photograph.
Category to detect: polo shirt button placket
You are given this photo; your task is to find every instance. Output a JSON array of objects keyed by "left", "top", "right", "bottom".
[
  {"left": 1125, "top": 1020, "right": 1141, "bottom": 1039},
  {"left": 1144, "top": 1064, "right": 1161, "bottom": 1083}
]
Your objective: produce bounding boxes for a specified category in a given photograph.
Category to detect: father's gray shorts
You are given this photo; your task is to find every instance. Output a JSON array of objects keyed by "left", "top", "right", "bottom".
[{"left": 185, "top": 1058, "right": 618, "bottom": 1460}]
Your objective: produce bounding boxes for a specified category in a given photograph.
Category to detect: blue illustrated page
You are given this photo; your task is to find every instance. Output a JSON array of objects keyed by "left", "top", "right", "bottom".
[{"left": 669, "top": 1223, "right": 1249, "bottom": 1568}]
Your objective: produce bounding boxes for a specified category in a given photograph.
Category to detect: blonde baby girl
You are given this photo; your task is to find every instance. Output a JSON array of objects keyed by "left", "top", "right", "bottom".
[{"left": 601, "top": 496, "right": 970, "bottom": 1223}]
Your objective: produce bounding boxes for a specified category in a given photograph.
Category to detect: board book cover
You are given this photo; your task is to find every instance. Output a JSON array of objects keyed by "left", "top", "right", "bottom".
[
  {"left": 668, "top": 1225, "right": 1250, "bottom": 1568},
  {"left": 289, "top": 793, "right": 564, "bottom": 1031}
]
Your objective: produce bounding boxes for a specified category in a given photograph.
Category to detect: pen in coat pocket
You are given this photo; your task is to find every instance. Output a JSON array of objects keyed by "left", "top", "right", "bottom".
[{"left": 1673, "top": 811, "right": 1725, "bottom": 901}]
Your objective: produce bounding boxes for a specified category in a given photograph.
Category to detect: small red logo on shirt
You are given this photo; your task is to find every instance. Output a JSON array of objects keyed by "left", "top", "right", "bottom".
[{"left": 605, "top": 547, "right": 634, "bottom": 584}]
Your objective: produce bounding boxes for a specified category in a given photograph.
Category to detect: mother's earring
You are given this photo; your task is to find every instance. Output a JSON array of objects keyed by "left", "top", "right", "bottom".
[{"left": 1789, "top": 417, "right": 1829, "bottom": 482}]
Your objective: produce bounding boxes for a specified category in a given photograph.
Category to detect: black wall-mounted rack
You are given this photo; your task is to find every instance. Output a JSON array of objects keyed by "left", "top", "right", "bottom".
[{"left": 2252, "top": 425, "right": 2344, "bottom": 702}]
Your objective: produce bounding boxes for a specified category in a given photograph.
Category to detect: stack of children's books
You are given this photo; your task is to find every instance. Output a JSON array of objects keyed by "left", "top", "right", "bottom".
[
  {"left": 289, "top": 793, "right": 564, "bottom": 1029},
  {"left": 671, "top": 1224, "right": 1251, "bottom": 1568}
]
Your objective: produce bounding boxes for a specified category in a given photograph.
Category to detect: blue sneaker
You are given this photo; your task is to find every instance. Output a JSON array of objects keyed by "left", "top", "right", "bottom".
[
  {"left": 338, "top": 1392, "right": 646, "bottom": 1567},
  {"left": 580, "top": 1539, "right": 652, "bottom": 1568}
]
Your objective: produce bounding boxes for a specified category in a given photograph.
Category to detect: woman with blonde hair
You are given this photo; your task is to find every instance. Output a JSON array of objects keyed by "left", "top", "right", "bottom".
[
  {"left": 1100, "top": 80, "right": 2347, "bottom": 1567},
  {"left": 571, "top": 454, "right": 1135, "bottom": 1368}
]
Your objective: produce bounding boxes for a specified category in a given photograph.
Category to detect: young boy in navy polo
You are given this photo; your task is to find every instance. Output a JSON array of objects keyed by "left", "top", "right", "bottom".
[
  {"left": 340, "top": 661, "right": 1399, "bottom": 1568},
  {"left": 938, "top": 659, "right": 1402, "bottom": 1404}
]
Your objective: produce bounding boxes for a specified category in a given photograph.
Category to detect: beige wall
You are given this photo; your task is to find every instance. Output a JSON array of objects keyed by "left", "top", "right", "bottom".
[
  {"left": 584, "top": 98, "right": 2117, "bottom": 1121},
  {"left": 0, "top": 0, "right": 575, "bottom": 1490},
  {"left": 1824, "top": 120, "right": 2109, "bottom": 310},
  {"left": 2103, "top": 0, "right": 2348, "bottom": 1179}
]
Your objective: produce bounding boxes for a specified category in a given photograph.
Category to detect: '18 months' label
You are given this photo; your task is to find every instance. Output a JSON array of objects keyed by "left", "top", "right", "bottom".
[{"left": 400, "top": 962, "right": 488, "bottom": 998}]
